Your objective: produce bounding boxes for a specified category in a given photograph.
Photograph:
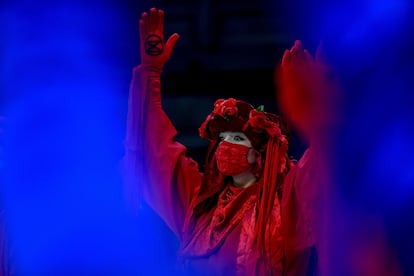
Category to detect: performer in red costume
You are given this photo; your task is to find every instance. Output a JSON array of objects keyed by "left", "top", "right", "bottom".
[{"left": 122, "top": 7, "right": 330, "bottom": 275}]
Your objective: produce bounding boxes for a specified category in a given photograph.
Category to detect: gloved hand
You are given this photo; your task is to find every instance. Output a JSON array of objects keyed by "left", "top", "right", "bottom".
[
  {"left": 140, "top": 8, "right": 180, "bottom": 72},
  {"left": 275, "top": 40, "right": 342, "bottom": 143}
]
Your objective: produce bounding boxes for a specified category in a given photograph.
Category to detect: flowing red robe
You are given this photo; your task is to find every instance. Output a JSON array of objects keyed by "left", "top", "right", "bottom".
[{"left": 122, "top": 65, "right": 319, "bottom": 275}]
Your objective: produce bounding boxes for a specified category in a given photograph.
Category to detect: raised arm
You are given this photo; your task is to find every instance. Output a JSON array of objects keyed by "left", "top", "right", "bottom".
[
  {"left": 122, "top": 8, "right": 201, "bottom": 240},
  {"left": 277, "top": 40, "right": 339, "bottom": 208},
  {"left": 276, "top": 41, "right": 342, "bottom": 273},
  {"left": 277, "top": 41, "right": 402, "bottom": 276}
]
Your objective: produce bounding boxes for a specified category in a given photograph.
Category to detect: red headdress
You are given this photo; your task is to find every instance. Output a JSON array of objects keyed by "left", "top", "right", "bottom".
[{"left": 192, "top": 98, "right": 291, "bottom": 253}]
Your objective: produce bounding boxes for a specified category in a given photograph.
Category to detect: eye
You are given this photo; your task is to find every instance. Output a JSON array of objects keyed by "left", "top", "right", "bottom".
[
  {"left": 234, "top": 135, "right": 245, "bottom": 141},
  {"left": 219, "top": 135, "right": 224, "bottom": 141}
]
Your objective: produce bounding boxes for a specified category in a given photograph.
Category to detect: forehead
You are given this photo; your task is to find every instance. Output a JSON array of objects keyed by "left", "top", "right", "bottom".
[{"left": 219, "top": 131, "right": 249, "bottom": 139}]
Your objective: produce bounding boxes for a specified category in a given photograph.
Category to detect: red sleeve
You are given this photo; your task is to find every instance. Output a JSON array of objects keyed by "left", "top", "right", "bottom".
[
  {"left": 282, "top": 149, "right": 403, "bottom": 275},
  {"left": 122, "top": 65, "right": 202, "bottom": 241},
  {"left": 282, "top": 148, "right": 321, "bottom": 274}
]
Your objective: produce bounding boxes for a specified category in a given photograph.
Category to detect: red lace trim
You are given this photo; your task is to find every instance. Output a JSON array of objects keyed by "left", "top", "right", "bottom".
[{"left": 179, "top": 181, "right": 259, "bottom": 257}]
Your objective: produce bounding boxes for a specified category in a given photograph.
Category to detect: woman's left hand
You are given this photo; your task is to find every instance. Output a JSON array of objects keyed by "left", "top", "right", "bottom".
[{"left": 276, "top": 40, "right": 342, "bottom": 143}]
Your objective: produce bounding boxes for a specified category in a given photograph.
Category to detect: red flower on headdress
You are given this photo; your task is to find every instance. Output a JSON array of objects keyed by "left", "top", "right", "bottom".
[
  {"left": 198, "top": 114, "right": 213, "bottom": 139},
  {"left": 212, "top": 98, "right": 238, "bottom": 118},
  {"left": 247, "top": 109, "right": 282, "bottom": 137}
]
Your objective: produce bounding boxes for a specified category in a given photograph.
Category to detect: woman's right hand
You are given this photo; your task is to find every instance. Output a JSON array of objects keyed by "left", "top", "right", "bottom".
[{"left": 139, "top": 8, "right": 180, "bottom": 71}]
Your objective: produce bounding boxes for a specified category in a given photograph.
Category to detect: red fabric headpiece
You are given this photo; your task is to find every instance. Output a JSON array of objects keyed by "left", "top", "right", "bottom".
[{"left": 198, "top": 98, "right": 289, "bottom": 152}]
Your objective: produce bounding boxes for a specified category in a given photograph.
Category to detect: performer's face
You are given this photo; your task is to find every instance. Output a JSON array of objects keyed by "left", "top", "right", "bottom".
[{"left": 218, "top": 131, "right": 256, "bottom": 164}]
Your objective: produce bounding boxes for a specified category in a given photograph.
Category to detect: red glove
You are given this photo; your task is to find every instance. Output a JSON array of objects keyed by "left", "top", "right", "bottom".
[
  {"left": 276, "top": 40, "right": 342, "bottom": 143},
  {"left": 139, "top": 8, "right": 180, "bottom": 72}
]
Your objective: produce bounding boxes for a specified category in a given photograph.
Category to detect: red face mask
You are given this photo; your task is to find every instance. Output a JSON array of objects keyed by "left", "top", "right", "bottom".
[{"left": 215, "top": 141, "right": 253, "bottom": 176}]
